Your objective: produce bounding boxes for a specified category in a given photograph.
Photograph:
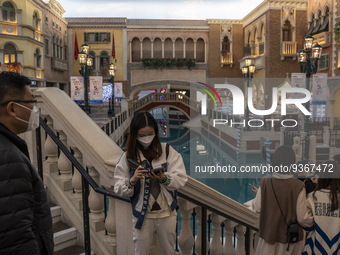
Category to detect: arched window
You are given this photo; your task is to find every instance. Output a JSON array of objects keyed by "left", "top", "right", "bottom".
[
  {"left": 153, "top": 38, "right": 162, "bottom": 58},
  {"left": 35, "top": 48, "right": 41, "bottom": 67},
  {"left": 196, "top": 38, "right": 205, "bottom": 62},
  {"left": 131, "top": 38, "right": 141, "bottom": 62},
  {"left": 3, "top": 43, "right": 16, "bottom": 63},
  {"left": 59, "top": 38, "right": 62, "bottom": 58},
  {"left": 2, "top": 2, "right": 15, "bottom": 22},
  {"left": 319, "top": 7, "right": 329, "bottom": 33},
  {"left": 100, "top": 51, "right": 109, "bottom": 77},
  {"left": 164, "top": 38, "right": 173, "bottom": 58},
  {"left": 186, "top": 38, "right": 194, "bottom": 59},
  {"left": 282, "top": 20, "right": 292, "bottom": 41},
  {"left": 52, "top": 36, "right": 56, "bottom": 57},
  {"left": 142, "top": 38, "right": 151, "bottom": 58},
  {"left": 56, "top": 37, "right": 60, "bottom": 58},
  {"left": 33, "top": 11, "right": 39, "bottom": 29},
  {"left": 259, "top": 23, "right": 265, "bottom": 54},
  {"left": 312, "top": 10, "right": 322, "bottom": 34},
  {"left": 89, "top": 51, "right": 96, "bottom": 70},
  {"left": 175, "top": 38, "right": 184, "bottom": 58},
  {"left": 222, "top": 36, "right": 230, "bottom": 52}
]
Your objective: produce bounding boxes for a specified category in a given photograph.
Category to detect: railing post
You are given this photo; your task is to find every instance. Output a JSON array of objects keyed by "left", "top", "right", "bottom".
[
  {"left": 223, "top": 220, "right": 236, "bottom": 255},
  {"left": 235, "top": 225, "right": 246, "bottom": 255},
  {"left": 209, "top": 213, "right": 223, "bottom": 255},
  {"left": 71, "top": 147, "right": 83, "bottom": 210},
  {"left": 44, "top": 116, "right": 58, "bottom": 173},
  {"left": 105, "top": 196, "right": 116, "bottom": 245},
  {"left": 57, "top": 131, "right": 72, "bottom": 191},
  {"left": 178, "top": 199, "right": 195, "bottom": 255},
  {"left": 88, "top": 166, "right": 105, "bottom": 232},
  {"left": 82, "top": 175, "right": 91, "bottom": 255}
]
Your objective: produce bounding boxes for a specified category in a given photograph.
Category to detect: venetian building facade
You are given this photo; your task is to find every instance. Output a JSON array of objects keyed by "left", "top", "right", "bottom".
[
  {"left": 66, "top": 17, "right": 126, "bottom": 95},
  {"left": 240, "top": 0, "right": 308, "bottom": 109},
  {"left": 127, "top": 19, "right": 209, "bottom": 100},
  {"left": 206, "top": 19, "right": 244, "bottom": 79},
  {"left": 42, "top": 0, "right": 69, "bottom": 91},
  {"left": 0, "top": 0, "right": 45, "bottom": 86}
]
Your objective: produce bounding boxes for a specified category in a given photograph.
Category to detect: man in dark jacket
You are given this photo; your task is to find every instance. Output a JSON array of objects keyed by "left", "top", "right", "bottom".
[{"left": 0, "top": 71, "right": 54, "bottom": 254}]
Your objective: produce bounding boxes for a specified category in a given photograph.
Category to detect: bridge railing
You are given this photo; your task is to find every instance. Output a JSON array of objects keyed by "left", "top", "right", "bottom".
[
  {"left": 28, "top": 88, "right": 259, "bottom": 255},
  {"left": 132, "top": 92, "right": 200, "bottom": 113}
]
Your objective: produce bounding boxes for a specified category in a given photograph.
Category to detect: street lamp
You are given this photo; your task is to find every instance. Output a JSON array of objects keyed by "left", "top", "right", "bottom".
[
  {"left": 107, "top": 63, "right": 117, "bottom": 117},
  {"left": 241, "top": 57, "right": 256, "bottom": 125},
  {"left": 297, "top": 35, "right": 322, "bottom": 159},
  {"left": 78, "top": 43, "right": 93, "bottom": 115}
]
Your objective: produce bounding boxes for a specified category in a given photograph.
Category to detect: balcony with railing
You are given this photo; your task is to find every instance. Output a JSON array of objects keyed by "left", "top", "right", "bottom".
[
  {"left": 281, "top": 41, "right": 297, "bottom": 59},
  {"left": 313, "top": 31, "right": 331, "bottom": 47},
  {"left": 243, "top": 44, "right": 257, "bottom": 57},
  {"left": 51, "top": 57, "right": 68, "bottom": 71},
  {"left": 221, "top": 50, "right": 233, "bottom": 66}
]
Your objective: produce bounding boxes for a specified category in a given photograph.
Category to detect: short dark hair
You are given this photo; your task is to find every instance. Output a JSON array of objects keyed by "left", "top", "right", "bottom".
[
  {"left": 0, "top": 71, "right": 31, "bottom": 103},
  {"left": 126, "top": 111, "right": 162, "bottom": 162}
]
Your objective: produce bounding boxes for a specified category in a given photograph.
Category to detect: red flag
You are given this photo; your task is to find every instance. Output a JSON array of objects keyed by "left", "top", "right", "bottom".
[
  {"left": 111, "top": 33, "right": 115, "bottom": 59},
  {"left": 74, "top": 33, "right": 79, "bottom": 60}
]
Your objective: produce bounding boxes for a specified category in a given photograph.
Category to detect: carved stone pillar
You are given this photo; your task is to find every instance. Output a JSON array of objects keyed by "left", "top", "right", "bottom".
[
  {"left": 223, "top": 220, "right": 236, "bottom": 255},
  {"left": 235, "top": 225, "right": 246, "bottom": 255},
  {"left": 209, "top": 213, "right": 223, "bottom": 255},
  {"left": 178, "top": 199, "right": 195, "bottom": 255},
  {"left": 44, "top": 116, "right": 58, "bottom": 173},
  {"left": 57, "top": 131, "right": 72, "bottom": 191},
  {"left": 71, "top": 147, "right": 83, "bottom": 210},
  {"left": 88, "top": 166, "right": 105, "bottom": 232}
]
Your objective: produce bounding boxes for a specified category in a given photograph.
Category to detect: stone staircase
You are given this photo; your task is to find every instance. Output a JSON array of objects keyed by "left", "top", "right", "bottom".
[{"left": 51, "top": 206, "right": 87, "bottom": 255}]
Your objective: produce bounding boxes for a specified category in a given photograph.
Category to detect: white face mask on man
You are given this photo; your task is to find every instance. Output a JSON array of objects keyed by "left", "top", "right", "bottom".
[
  {"left": 137, "top": 134, "right": 155, "bottom": 147},
  {"left": 13, "top": 103, "right": 40, "bottom": 132}
]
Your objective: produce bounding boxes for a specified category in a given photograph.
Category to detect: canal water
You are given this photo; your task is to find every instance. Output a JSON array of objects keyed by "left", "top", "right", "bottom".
[{"left": 160, "top": 126, "right": 261, "bottom": 204}]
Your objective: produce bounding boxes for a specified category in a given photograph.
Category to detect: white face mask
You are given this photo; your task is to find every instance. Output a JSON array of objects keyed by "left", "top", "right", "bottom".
[
  {"left": 14, "top": 103, "right": 40, "bottom": 132},
  {"left": 137, "top": 134, "right": 155, "bottom": 147}
]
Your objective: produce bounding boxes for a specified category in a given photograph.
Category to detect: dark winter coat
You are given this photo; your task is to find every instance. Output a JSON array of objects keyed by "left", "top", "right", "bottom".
[{"left": 0, "top": 123, "right": 54, "bottom": 255}]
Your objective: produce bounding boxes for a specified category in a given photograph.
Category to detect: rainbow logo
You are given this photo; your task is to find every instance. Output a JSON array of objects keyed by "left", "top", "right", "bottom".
[{"left": 196, "top": 82, "right": 223, "bottom": 107}]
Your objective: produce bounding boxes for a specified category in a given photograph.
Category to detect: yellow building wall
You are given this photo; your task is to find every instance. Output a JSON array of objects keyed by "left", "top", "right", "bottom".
[
  {"left": 0, "top": 0, "right": 44, "bottom": 79},
  {"left": 72, "top": 29, "right": 124, "bottom": 82}
]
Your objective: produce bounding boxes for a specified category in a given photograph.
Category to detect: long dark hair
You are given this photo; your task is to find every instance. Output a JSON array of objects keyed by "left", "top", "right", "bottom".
[
  {"left": 313, "top": 161, "right": 340, "bottom": 211},
  {"left": 271, "top": 145, "right": 296, "bottom": 168},
  {"left": 126, "top": 111, "right": 162, "bottom": 162}
]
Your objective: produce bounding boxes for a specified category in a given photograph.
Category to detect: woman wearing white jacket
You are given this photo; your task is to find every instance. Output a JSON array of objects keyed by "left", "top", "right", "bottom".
[{"left": 114, "top": 111, "right": 187, "bottom": 255}]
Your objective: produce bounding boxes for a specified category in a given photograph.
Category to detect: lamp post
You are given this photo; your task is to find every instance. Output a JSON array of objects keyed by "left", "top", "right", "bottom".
[
  {"left": 241, "top": 57, "right": 256, "bottom": 125},
  {"left": 107, "top": 63, "right": 117, "bottom": 117},
  {"left": 78, "top": 43, "right": 93, "bottom": 115},
  {"left": 297, "top": 35, "right": 322, "bottom": 159}
]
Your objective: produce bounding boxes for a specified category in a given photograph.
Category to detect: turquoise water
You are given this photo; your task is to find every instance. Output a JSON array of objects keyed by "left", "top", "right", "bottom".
[{"left": 160, "top": 126, "right": 260, "bottom": 204}]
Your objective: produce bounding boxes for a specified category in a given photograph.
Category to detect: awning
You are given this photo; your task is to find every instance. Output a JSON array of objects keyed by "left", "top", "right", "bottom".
[
  {"left": 311, "top": 19, "right": 321, "bottom": 34},
  {"left": 319, "top": 15, "right": 329, "bottom": 32}
]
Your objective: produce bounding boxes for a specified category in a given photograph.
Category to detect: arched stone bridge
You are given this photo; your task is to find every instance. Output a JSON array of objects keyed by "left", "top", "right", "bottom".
[{"left": 132, "top": 92, "right": 200, "bottom": 119}]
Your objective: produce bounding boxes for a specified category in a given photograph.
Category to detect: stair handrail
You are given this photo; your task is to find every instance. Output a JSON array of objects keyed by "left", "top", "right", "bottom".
[{"left": 37, "top": 117, "right": 129, "bottom": 255}]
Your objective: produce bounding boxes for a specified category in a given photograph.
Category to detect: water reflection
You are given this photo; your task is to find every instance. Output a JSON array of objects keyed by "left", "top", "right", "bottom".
[{"left": 160, "top": 125, "right": 262, "bottom": 204}]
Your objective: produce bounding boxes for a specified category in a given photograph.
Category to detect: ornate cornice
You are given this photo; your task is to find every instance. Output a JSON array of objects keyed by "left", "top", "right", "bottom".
[{"left": 206, "top": 19, "right": 242, "bottom": 25}]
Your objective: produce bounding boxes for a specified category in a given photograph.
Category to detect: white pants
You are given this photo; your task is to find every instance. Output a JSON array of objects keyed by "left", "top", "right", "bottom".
[{"left": 132, "top": 215, "right": 176, "bottom": 255}]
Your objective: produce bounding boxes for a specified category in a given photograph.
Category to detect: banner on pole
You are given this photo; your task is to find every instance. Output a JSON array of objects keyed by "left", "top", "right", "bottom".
[
  {"left": 312, "top": 73, "right": 329, "bottom": 104},
  {"left": 70, "top": 76, "right": 84, "bottom": 103},
  {"left": 89, "top": 76, "right": 103, "bottom": 103},
  {"left": 291, "top": 73, "right": 306, "bottom": 99},
  {"left": 114, "top": 82, "right": 123, "bottom": 99}
]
